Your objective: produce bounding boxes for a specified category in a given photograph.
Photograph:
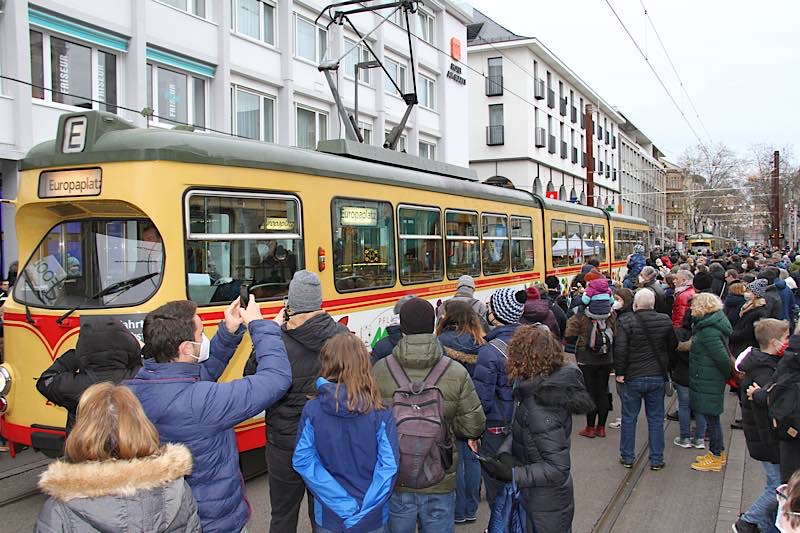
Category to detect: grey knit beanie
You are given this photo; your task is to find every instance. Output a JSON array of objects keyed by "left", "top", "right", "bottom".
[{"left": 287, "top": 270, "right": 322, "bottom": 314}]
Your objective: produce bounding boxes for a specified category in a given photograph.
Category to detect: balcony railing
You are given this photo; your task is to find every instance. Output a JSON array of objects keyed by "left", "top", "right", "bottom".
[
  {"left": 534, "top": 79, "right": 545, "bottom": 99},
  {"left": 535, "top": 127, "right": 546, "bottom": 147},
  {"left": 486, "top": 75, "right": 503, "bottom": 96},
  {"left": 547, "top": 89, "right": 555, "bottom": 108},
  {"left": 561, "top": 141, "right": 568, "bottom": 159},
  {"left": 486, "top": 125, "right": 504, "bottom": 145},
  {"left": 548, "top": 135, "right": 556, "bottom": 154}
]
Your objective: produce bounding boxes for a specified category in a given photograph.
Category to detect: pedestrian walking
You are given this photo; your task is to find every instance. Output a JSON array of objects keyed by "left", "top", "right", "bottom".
[
  {"left": 614, "top": 290, "right": 678, "bottom": 469},
  {"left": 372, "top": 297, "right": 485, "bottom": 533},
  {"left": 688, "top": 293, "right": 733, "bottom": 472},
  {"left": 35, "top": 383, "right": 200, "bottom": 533},
  {"left": 372, "top": 294, "right": 416, "bottom": 365},
  {"left": 127, "top": 297, "right": 291, "bottom": 533},
  {"left": 479, "top": 324, "right": 593, "bottom": 533},
  {"left": 293, "top": 332, "right": 399, "bottom": 533}
]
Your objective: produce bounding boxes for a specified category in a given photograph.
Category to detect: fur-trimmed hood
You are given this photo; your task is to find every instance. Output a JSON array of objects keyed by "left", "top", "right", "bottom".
[
  {"left": 39, "top": 443, "right": 193, "bottom": 502},
  {"left": 517, "top": 364, "right": 595, "bottom": 414}
]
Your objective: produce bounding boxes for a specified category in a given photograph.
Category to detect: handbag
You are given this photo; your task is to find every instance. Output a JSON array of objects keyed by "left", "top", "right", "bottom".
[
  {"left": 488, "top": 483, "right": 528, "bottom": 533},
  {"left": 632, "top": 313, "right": 675, "bottom": 397}
]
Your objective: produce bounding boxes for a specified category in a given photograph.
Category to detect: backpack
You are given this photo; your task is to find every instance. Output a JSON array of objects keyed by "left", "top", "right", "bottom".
[
  {"left": 768, "top": 381, "right": 800, "bottom": 441},
  {"left": 585, "top": 315, "right": 613, "bottom": 356},
  {"left": 385, "top": 354, "right": 454, "bottom": 489}
]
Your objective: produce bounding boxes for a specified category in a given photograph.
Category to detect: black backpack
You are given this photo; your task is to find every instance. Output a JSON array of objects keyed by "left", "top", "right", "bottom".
[{"left": 768, "top": 381, "right": 800, "bottom": 441}]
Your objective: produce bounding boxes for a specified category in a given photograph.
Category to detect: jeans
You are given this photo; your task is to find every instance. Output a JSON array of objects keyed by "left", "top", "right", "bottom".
[
  {"left": 388, "top": 491, "right": 456, "bottom": 533},
  {"left": 676, "top": 384, "right": 692, "bottom": 439},
  {"left": 742, "top": 461, "right": 781, "bottom": 531},
  {"left": 479, "top": 424, "right": 507, "bottom": 506},
  {"left": 455, "top": 439, "right": 480, "bottom": 521},
  {"left": 697, "top": 414, "right": 724, "bottom": 456},
  {"left": 620, "top": 376, "right": 666, "bottom": 465},
  {"left": 580, "top": 364, "right": 613, "bottom": 427}
]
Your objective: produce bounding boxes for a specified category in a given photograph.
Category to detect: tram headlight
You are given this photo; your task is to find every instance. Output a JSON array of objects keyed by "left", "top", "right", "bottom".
[{"left": 0, "top": 366, "right": 11, "bottom": 396}]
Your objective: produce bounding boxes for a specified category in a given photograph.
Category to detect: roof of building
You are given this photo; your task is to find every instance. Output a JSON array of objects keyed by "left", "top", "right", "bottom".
[{"left": 467, "top": 8, "right": 527, "bottom": 45}]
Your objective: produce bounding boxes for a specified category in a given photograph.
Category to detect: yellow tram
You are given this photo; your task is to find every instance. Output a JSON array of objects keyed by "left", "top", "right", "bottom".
[
  {"left": 0, "top": 111, "right": 648, "bottom": 458},
  {"left": 686, "top": 233, "right": 737, "bottom": 254}
]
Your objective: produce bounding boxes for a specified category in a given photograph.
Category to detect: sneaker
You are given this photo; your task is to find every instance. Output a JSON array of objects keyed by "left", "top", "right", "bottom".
[
  {"left": 650, "top": 463, "right": 666, "bottom": 471},
  {"left": 673, "top": 437, "right": 693, "bottom": 448},
  {"left": 455, "top": 518, "right": 466, "bottom": 524},
  {"left": 732, "top": 516, "right": 759, "bottom": 533},
  {"left": 464, "top": 517, "right": 477, "bottom": 523},
  {"left": 579, "top": 426, "right": 596, "bottom": 438},
  {"left": 666, "top": 410, "right": 680, "bottom": 421},
  {"left": 608, "top": 418, "right": 622, "bottom": 429},
  {"left": 691, "top": 455, "right": 725, "bottom": 472},
  {"left": 695, "top": 451, "right": 727, "bottom": 464},
  {"left": 692, "top": 438, "right": 705, "bottom": 449},
  {"left": 619, "top": 457, "right": 634, "bottom": 468}
]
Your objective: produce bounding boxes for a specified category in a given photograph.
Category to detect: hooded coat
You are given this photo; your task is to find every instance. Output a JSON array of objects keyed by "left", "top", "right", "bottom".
[
  {"left": 763, "top": 283, "right": 785, "bottom": 320},
  {"left": 371, "top": 324, "right": 403, "bottom": 365},
  {"left": 689, "top": 310, "right": 733, "bottom": 416},
  {"left": 623, "top": 252, "right": 646, "bottom": 288},
  {"left": 473, "top": 323, "right": 521, "bottom": 423},
  {"left": 36, "top": 317, "right": 141, "bottom": 432},
  {"left": 722, "top": 283, "right": 746, "bottom": 327},
  {"left": 738, "top": 348, "right": 780, "bottom": 464},
  {"left": 293, "top": 379, "right": 399, "bottom": 532},
  {"left": 521, "top": 287, "right": 560, "bottom": 338},
  {"left": 729, "top": 298, "right": 768, "bottom": 357},
  {"left": 506, "top": 365, "right": 594, "bottom": 533},
  {"left": 438, "top": 328, "right": 482, "bottom": 376},
  {"left": 35, "top": 444, "right": 201, "bottom": 533},
  {"left": 372, "top": 333, "right": 486, "bottom": 494},
  {"left": 540, "top": 291, "right": 568, "bottom": 338}
]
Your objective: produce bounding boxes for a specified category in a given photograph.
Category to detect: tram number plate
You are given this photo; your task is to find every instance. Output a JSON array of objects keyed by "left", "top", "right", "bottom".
[{"left": 38, "top": 168, "right": 102, "bottom": 198}]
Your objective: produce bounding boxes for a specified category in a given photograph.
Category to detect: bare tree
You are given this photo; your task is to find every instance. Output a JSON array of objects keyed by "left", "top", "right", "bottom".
[{"left": 747, "top": 144, "right": 799, "bottom": 243}]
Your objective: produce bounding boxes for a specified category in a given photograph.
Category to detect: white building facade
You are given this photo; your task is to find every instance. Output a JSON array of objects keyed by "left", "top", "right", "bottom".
[{"left": 0, "top": 0, "right": 473, "bottom": 270}]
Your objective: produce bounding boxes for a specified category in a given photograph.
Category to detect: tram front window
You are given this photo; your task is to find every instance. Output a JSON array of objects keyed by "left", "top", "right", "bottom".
[{"left": 15, "top": 219, "right": 164, "bottom": 308}]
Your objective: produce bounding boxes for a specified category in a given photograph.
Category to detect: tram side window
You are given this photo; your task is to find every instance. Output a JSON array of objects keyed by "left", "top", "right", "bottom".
[
  {"left": 332, "top": 198, "right": 396, "bottom": 292},
  {"left": 482, "top": 214, "right": 509, "bottom": 275},
  {"left": 613, "top": 228, "right": 626, "bottom": 261},
  {"left": 581, "top": 223, "right": 595, "bottom": 262},
  {"left": 511, "top": 216, "right": 534, "bottom": 272},
  {"left": 185, "top": 193, "right": 303, "bottom": 304},
  {"left": 594, "top": 224, "right": 607, "bottom": 262},
  {"left": 15, "top": 219, "right": 164, "bottom": 308},
  {"left": 551, "top": 219, "right": 569, "bottom": 268},
  {"left": 445, "top": 210, "right": 480, "bottom": 279},
  {"left": 399, "top": 206, "right": 443, "bottom": 284},
  {"left": 567, "top": 222, "right": 582, "bottom": 265}
]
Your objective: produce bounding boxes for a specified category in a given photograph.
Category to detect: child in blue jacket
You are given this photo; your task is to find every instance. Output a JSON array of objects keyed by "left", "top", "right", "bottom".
[{"left": 293, "top": 332, "right": 399, "bottom": 533}]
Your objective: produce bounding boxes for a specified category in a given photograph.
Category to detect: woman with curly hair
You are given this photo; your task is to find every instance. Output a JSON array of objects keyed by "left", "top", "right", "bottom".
[{"left": 480, "top": 324, "right": 593, "bottom": 533}]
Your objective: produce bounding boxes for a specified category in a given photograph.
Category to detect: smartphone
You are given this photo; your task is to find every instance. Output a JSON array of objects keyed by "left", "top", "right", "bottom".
[
  {"left": 282, "top": 296, "right": 290, "bottom": 321},
  {"left": 239, "top": 284, "right": 249, "bottom": 308}
]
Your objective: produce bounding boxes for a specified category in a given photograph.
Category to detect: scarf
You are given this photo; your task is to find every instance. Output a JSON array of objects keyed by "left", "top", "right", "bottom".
[{"left": 740, "top": 297, "right": 766, "bottom": 318}]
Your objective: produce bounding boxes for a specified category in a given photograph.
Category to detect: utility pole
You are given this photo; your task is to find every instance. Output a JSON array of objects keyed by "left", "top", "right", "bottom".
[
  {"left": 585, "top": 104, "right": 594, "bottom": 207},
  {"left": 772, "top": 150, "right": 781, "bottom": 249}
]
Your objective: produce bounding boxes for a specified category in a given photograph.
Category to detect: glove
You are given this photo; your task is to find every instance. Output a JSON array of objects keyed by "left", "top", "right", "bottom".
[{"left": 481, "top": 453, "right": 514, "bottom": 482}]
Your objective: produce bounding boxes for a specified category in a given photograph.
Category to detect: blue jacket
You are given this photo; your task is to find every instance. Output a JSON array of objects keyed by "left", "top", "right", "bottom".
[
  {"left": 126, "top": 321, "right": 291, "bottom": 533},
  {"left": 623, "top": 253, "right": 646, "bottom": 286},
  {"left": 371, "top": 324, "right": 402, "bottom": 366},
  {"left": 438, "top": 328, "right": 482, "bottom": 376},
  {"left": 473, "top": 323, "right": 520, "bottom": 424},
  {"left": 293, "top": 378, "right": 399, "bottom": 532},
  {"left": 776, "top": 278, "right": 796, "bottom": 325}
]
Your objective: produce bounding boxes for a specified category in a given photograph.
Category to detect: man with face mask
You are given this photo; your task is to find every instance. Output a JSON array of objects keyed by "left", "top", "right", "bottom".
[{"left": 127, "top": 298, "right": 291, "bottom": 533}]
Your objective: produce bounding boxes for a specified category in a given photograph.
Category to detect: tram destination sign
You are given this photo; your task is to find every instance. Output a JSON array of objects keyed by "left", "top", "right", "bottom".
[{"left": 39, "top": 168, "right": 102, "bottom": 199}]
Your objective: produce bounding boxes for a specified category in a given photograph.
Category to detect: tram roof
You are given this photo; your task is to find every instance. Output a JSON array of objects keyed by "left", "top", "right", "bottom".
[
  {"left": 22, "top": 111, "right": 537, "bottom": 207},
  {"left": 608, "top": 212, "right": 648, "bottom": 226}
]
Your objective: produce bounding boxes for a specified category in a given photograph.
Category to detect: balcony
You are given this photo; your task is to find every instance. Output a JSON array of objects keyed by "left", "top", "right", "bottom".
[
  {"left": 486, "top": 125, "right": 504, "bottom": 146},
  {"left": 535, "top": 127, "right": 546, "bottom": 147},
  {"left": 572, "top": 147, "right": 578, "bottom": 164},
  {"left": 559, "top": 98, "right": 567, "bottom": 116},
  {"left": 548, "top": 135, "right": 556, "bottom": 154},
  {"left": 534, "top": 79, "right": 545, "bottom": 99},
  {"left": 571, "top": 106, "right": 577, "bottom": 123},
  {"left": 486, "top": 75, "right": 503, "bottom": 96},
  {"left": 561, "top": 141, "right": 568, "bottom": 159},
  {"left": 547, "top": 89, "right": 555, "bottom": 108}
]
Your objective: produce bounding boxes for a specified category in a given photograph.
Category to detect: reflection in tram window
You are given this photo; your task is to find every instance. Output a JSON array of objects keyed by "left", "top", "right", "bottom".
[
  {"left": 445, "top": 210, "right": 480, "bottom": 279},
  {"left": 567, "top": 222, "right": 581, "bottom": 265},
  {"left": 398, "top": 206, "right": 443, "bottom": 284},
  {"left": 551, "top": 219, "right": 569, "bottom": 268},
  {"left": 582, "top": 223, "right": 595, "bottom": 262},
  {"left": 511, "top": 216, "right": 534, "bottom": 272},
  {"left": 185, "top": 192, "right": 303, "bottom": 304},
  {"left": 595, "top": 224, "right": 607, "bottom": 262},
  {"left": 482, "top": 214, "right": 509, "bottom": 275},
  {"left": 332, "top": 199, "right": 396, "bottom": 292}
]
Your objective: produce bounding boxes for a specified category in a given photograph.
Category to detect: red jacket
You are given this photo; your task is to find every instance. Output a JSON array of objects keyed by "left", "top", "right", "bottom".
[{"left": 672, "top": 286, "right": 695, "bottom": 328}]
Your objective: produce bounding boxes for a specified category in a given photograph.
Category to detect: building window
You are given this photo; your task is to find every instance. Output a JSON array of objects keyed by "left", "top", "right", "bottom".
[
  {"left": 385, "top": 130, "right": 407, "bottom": 152},
  {"left": 232, "top": 87, "right": 275, "bottom": 142},
  {"left": 487, "top": 104, "right": 504, "bottom": 145},
  {"left": 399, "top": 205, "right": 443, "bottom": 284},
  {"left": 296, "top": 106, "right": 327, "bottom": 149},
  {"left": 160, "top": 0, "right": 206, "bottom": 18},
  {"left": 417, "top": 73, "right": 435, "bottom": 110},
  {"left": 29, "top": 30, "right": 118, "bottom": 112},
  {"left": 343, "top": 38, "right": 371, "bottom": 84},
  {"left": 418, "top": 140, "right": 435, "bottom": 160},
  {"left": 358, "top": 121, "right": 372, "bottom": 144},
  {"left": 390, "top": 8, "right": 407, "bottom": 28},
  {"left": 295, "top": 14, "right": 327, "bottom": 63},
  {"left": 417, "top": 9, "right": 435, "bottom": 44},
  {"left": 384, "top": 58, "right": 406, "bottom": 96},
  {"left": 486, "top": 57, "right": 502, "bottom": 96},
  {"left": 233, "top": 0, "right": 275, "bottom": 45},
  {"left": 146, "top": 63, "right": 206, "bottom": 127}
]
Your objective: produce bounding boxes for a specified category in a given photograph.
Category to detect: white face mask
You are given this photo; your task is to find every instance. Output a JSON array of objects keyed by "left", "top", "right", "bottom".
[
  {"left": 257, "top": 243, "right": 269, "bottom": 258},
  {"left": 613, "top": 301, "right": 623, "bottom": 310},
  {"left": 189, "top": 333, "right": 211, "bottom": 363}
]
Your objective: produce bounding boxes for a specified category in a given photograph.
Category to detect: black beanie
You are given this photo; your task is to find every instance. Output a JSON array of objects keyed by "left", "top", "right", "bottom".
[
  {"left": 693, "top": 271, "right": 713, "bottom": 292},
  {"left": 400, "top": 297, "right": 435, "bottom": 335},
  {"left": 545, "top": 275, "right": 561, "bottom": 291}
]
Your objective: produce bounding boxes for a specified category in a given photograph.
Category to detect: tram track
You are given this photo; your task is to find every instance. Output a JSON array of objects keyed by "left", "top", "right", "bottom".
[
  {"left": 0, "top": 457, "right": 51, "bottom": 508},
  {"left": 592, "top": 395, "right": 679, "bottom": 533}
]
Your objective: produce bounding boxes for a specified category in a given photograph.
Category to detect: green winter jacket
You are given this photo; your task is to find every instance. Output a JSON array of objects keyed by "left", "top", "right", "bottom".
[
  {"left": 689, "top": 310, "right": 733, "bottom": 416},
  {"left": 373, "top": 333, "right": 486, "bottom": 494}
]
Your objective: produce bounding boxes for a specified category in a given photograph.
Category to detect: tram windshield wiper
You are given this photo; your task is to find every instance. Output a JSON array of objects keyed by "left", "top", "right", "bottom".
[{"left": 55, "top": 272, "right": 159, "bottom": 325}]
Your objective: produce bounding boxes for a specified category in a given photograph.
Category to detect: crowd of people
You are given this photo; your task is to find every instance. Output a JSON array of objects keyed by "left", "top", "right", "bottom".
[{"left": 25, "top": 244, "right": 800, "bottom": 533}]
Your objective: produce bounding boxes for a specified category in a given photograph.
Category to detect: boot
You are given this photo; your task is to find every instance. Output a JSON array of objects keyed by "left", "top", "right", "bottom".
[
  {"left": 595, "top": 425, "right": 606, "bottom": 438},
  {"left": 578, "top": 426, "right": 596, "bottom": 438}
]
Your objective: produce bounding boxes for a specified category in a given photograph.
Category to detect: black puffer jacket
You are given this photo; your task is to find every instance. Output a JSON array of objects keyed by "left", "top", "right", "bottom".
[
  {"left": 540, "top": 294, "right": 567, "bottom": 339},
  {"left": 36, "top": 317, "right": 141, "bottom": 432},
  {"left": 614, "top": 310, "right": 677, "bottom": 380},
  {"left": 730, "top": 301, "right": 769, "bottom": 357},
  {"left": 506, "top": 365, "right": 593, "bottom": 533},
  {"left": 738, "top": 348, "right": 780, "bottom": 463},
  {"left": 266, "top": 312, "right": 347, "bottom": 449},
  {"left": 643, "top": 281, "right": 671, "bottom": 315},
  {"left": 370, "top": 324, "right": 402, "bottom": 365}
]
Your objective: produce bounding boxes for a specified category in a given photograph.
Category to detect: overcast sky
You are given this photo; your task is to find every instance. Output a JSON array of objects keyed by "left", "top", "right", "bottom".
[{"left": 469, "top": 0, "right": 799, "bottom": 163}]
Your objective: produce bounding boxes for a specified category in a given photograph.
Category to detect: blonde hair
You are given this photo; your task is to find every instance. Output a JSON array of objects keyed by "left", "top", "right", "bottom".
[
  {"left": 691, "top": 292, "right": 723, "bottom": 318},
  {"left": 65, "top": 383, "right": 160, "bottom": 463},
  {"left": 754, "top": 318, "right": 790, "bottom": 349},
  {"left": 319, "top": 333, "right": 385, "bottom": 413}
]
